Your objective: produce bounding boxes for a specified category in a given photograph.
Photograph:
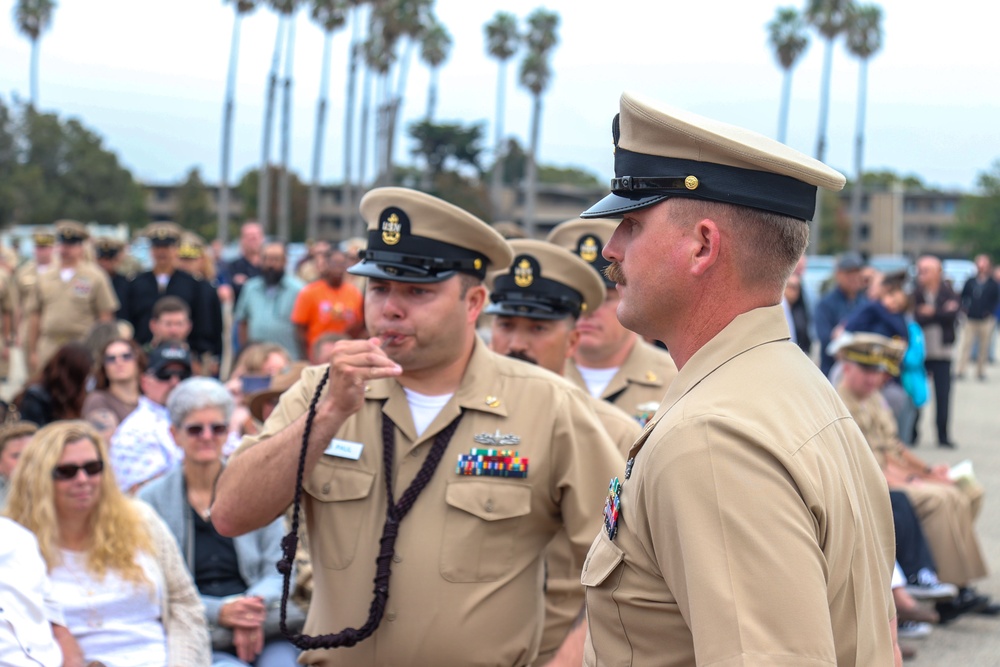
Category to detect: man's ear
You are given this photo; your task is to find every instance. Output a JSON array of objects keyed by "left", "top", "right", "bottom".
[{"left": 690, "top": 217, "right": 721, "bottom": 277}]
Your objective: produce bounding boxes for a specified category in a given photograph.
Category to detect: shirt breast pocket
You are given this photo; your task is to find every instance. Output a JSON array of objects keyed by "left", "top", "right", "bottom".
[
  {"left": 304, "top": 458, "right": 376, "bottom": 570},
  {"left": 581, "top": 532, "right": 625, "bottom": 588},
  {"left": 440, "top": 480, "right": 532, "bottom": 582}
]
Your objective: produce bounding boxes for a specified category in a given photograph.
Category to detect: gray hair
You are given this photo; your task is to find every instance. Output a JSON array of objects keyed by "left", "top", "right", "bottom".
[{"left": 166, "top": 377, "right": 234, "bottom": 428}]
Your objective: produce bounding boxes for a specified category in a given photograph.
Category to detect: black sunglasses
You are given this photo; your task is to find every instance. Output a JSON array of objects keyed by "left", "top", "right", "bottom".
[
  {"left": 153, "top": 367, "right": 192, "bottom": 382},
  {"left": 104, "top": 352, "right": 135, "bottom": 364},
  {"left": 52, "top": 460, "right": 104, "bottom": 481},
  {"left": 183, "top": 422, "right": 228, "bottom": 438}
]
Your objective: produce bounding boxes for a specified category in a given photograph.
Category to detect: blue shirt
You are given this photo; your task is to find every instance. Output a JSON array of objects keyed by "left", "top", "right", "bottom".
[
  {"left": 233, "top": 273, "right": 304, "bottom": 358},
  {"left": 815, "top": 287, "right": 869, "bottom": 376}
]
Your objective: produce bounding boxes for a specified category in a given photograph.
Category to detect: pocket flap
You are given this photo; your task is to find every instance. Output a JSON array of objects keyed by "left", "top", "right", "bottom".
[
  {"left": 581, "top": 533, "right": 624, "bottom": 587},
  {"left": 445, "top": 481, "right": 531, "bottom": 521},
  {"left": 304, "top": 460, "right": 376, "bottom": 503}
]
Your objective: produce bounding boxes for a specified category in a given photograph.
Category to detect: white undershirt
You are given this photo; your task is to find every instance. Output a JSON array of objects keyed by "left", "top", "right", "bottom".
[
  {"left": 50, "top": 549, "right": 167, "bottom": 667},
  {"left": 575, "top": 364, "right": 620, "bottom": 399},
  {"left": 403, "top": 388, "right": 454, "bottom": 437},
  {"left": 59, "top": 268, "right": 75, "bottom": 283},
  {"left": 155, "top": 273, "right": 170, "bottom": 290}
]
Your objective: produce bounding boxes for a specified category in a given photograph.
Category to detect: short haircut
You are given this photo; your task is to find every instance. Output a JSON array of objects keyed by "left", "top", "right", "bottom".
[
  {"left": 152, "top": 295, "right": 190, "bottom": 320},
  {"left": 0, "top": 422, "right": 37, "bottom": 455},
  {"left": 166, "top": 377, "right": 235, "bottom": 428},
  {"left": 673, "top": 198, "right": 808, "bottom": 293},
  {"left": 311, "top": 332, "right": 346, "bottom": 359}
]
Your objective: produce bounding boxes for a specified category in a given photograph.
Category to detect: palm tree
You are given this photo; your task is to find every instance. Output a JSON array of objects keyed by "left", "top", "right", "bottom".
[
  {"left": 845, "top": 3, "right": 884, "bottom": 251},
  {"left": 342, "top": 1, "right": 369, "bottom": 237},
  {"left": 307, "top": 0, "right": 348, "bottom": 242},
  {"left": 484, "top": 11, "right": 520, "bottom": 220},
  {"left": 258, "top": 1, "right": 293, "bottom": 234},
  {"left": 420, "top": 18, "right": 451, "bottom": 122},
  {"left": 275, "top": 0, "right": 301, "bottom": 243},
  {"left": 804, "top": 0, "right": 854, "bottom": 254},
  {"left": 518, "top": 8, "right": 559, "bottom": 238},
  {"left": 218, "top": 0, "right": 259, "bottom": 247},
  {"left": 13, "top": 0, "right": 56, "bottom": 108},
  {"left": 767, "top": 7, "right": 809, "bottom": 144}
]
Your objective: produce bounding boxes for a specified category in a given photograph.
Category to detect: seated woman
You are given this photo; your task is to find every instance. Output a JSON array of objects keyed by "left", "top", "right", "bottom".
[
  {"left": 3, "top": 421, "right": 210, "bottom": 667},
  {"left": 223, "top": 343, "right": 293, "bottom": 440},
  {"left": 138, "top": 377, "right": 301, "bottom": 666},
  {"left": 13, "top": 343, "right": 93, "bottom": 427},
  {"left": 82, "top": 337, "right": 145, "bottom": 443}
]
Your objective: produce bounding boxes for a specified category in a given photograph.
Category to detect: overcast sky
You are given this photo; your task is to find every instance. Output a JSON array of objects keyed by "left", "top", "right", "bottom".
[{"left": 1, "top": 0, "right": 997, "bottom": 193}]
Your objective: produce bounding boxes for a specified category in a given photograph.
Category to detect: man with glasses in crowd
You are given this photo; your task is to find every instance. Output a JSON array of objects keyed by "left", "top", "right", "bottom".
[{"left": 109, "top": 341, "right": 193, "bottom": 494}]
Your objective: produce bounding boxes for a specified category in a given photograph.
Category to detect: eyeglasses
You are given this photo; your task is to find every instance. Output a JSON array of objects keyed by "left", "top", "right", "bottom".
[
  {"left": 104, "top": 352, "right": 135, "bottom": 364},
  {"left": 52, "top": 460, "right": 104, "bottom": 481},
  {"left": 183, "top": 423, "right": 228, "bottom": 438},
  {"left": 153, "top": 367, "right": 192, "bottom": 382}
]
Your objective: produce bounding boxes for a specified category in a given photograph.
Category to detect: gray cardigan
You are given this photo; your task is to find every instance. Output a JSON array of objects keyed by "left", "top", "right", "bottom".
[{"left": 139, "top": 464, "right": 303, "bottom": 644}]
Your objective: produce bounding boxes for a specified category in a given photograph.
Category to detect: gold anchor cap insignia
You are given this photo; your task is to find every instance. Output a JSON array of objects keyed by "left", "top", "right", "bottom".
[
  {"left": 579, "top": 235, "right": 600, "bottom": 263},
  {"left": 381, "top": 212, "right": 402, "bottom": 245},
  {"left": 514, "top": 258, "right": 533, "bottom": 288},
  {"left": 684, "top": 175, "right": 699, "bottom": 190}
]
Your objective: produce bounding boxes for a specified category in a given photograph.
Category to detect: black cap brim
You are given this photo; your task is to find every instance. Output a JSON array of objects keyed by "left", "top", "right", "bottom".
[
  {"left": 580, "top": 192, "right": 670, "bottom": 219},
  {"left": 347, "top": 261, "right": 456, "bottom": 284},
  {"left": 485, "top": 300, "right": 572, "bottom": 320}
]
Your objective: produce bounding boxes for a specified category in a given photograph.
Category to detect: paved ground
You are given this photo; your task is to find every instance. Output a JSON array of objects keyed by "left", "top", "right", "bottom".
[
  {"left": 902, "top": 370, "right": 1000, "bottom": 665},
  {"left": 4, "top": 347, "right": 998, "bottom": 663}
]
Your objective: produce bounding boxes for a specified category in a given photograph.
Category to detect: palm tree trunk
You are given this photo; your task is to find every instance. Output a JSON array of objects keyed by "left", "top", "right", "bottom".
[
  {"left": 425, "top": 67, "right": 438, "bottom": 121},
  {"left": 849, "top": 58, "right": 869, "bottom": 253},
  {"left": 218, "top": 8, "right": 244, "bottom": 247},
  {"left": 308, "top": 30, "right": 334, "bottom": 243},
  {"left": 260, "top": 17, "right": 288, "bottom": 235},
  {"left": 29, "top": 37, "right": 39, "bottom": 108},
  {"left": 343, "top": 8, "right": 363, "bottom": 238},
  {"left": 383, "top": 38, "right": 416, "bottom": 187},
  {"left": 356, "top": 64, "right": 373, "bottom": 233},
  {"left": 809, "top": 36, "right": 836, "bottom": 255},
  {"left": 490, "top": 60, "right": 508, "bottom": 221},
  {"left": 277, "top": 13, "right": 297, "bottom": 243},
  {"left": 778, "top": 68, "right": 792, "bottom": 144},
  {"left": 524, "top": 92, "right": 543, "bottom": 238}
]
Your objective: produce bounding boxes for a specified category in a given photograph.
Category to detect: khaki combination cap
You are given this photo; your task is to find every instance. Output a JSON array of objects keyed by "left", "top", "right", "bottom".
[
  {"left": 32, "top": 229, "right": 56, "bottom": 247},
  {"left": 247, "top": 361, "right": 310, "bottom": 423},
  {"left": 582, "top": 92, "right": 847, "bottom": 221},
  {"left": 55, "top": 219, "right": 89, "bottom": 243},
  {"left": 546, "top": 218, "right": 620, "bottom": 288},
  {"left": 178, "top": 232, "right": 205, "bottom": 259},
  {"left": 486, "top": 239, "right": 605, "bottom": 320},
  {"left": 94, "top": 236, "right": 125, "bottom": 258},
  {"left": 828, "top": 331, "right": 908, "bottom": 377},
  {"left": 351, "top": 187, "right": 513, "bottom": 284},
  {"left": 145, "top": 222, "right": 182, "bottom": 246}
]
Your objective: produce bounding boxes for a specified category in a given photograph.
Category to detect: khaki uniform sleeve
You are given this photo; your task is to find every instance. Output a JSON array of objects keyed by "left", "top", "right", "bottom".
[
  {"left": 642, "top": 417, "right": 837, "bottom": 664},
  {"left": 92, "top": 266, "right": 121, "bottom": 314}
]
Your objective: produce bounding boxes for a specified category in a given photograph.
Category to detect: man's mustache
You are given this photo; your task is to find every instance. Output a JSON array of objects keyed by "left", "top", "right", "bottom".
[
  {"left": 506, "top": 350, "right": 537, "bottom": 365},
  {"left": 605, "top": 262, "right": 625, "bottom": 285}
]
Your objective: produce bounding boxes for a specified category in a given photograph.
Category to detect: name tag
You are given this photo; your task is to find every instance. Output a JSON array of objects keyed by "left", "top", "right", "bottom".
[{"left": 325, "top": 439, "right": 364, "bottom": 460}]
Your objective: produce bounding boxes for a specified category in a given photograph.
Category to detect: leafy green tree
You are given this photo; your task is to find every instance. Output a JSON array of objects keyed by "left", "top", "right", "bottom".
[
  {"left": 951, "top": 161, "right": 1000, "bottom": 260},
  {"left": 13, "top": 0, "right": 56, "bottom": 108},
  {"left": 307, "top": 0, "right": 349, "bottom": 242},
  {"left": 236, "top": 166, "right": 310, "bottom": 241},
  {"left": 219, "top": 0, "right": 259, "bottom": 247},
  {"left": 845, "top": 3, "right": 883, "bottom": 251},
  {"left": 484, "top": 11, "right": 520, "bottom": 218},
  {"left": 767, "top": 7, "right": 809, "bottom": 144},
  {"left": 408, "top": 119, "right": 484, "bottom": 179},
  {"left": 176, "top": 168, "right": 214, "bottom": 236},
  {"left": 0, "top": 101, "right": 146, "bottom": 228},
  {"left": 538, "top": 164, "right": 600, "bottom": 188},
  {"left": 518, "top": 7, "right": 559, "bottom": 236},
  {"left": 858, "top": 170, "right": 923, "bottom": 190}
]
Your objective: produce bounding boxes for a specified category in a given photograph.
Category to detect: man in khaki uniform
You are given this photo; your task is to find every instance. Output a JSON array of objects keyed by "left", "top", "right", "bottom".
[
  {"left": 212, "top": 187, "right": 624, "bottom": 667},
  {"left": 14, "top": 229, "right": 56, "bottom": 342},
  {"left": 833, "top": 332, "right": 994, "bottom": 611},
  {"left": 547, "top": 218, "right": 677, "bottom": 425},
  {"left": 578, "top": 93, "right": 897, "bottom": 667},
  {"left": 0, "top": 263, "right": 16, "bottom": 381},
  {"left": 25, "top": 221, "right": 118, "bottom": 372},
  {"left": 486, "top": 239, "right": 636, "bottom": 666}
]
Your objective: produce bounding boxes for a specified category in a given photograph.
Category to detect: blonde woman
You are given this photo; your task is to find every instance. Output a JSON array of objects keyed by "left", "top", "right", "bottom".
[{"left": 4, "top": 421, "right": 210, "bottom": 667}]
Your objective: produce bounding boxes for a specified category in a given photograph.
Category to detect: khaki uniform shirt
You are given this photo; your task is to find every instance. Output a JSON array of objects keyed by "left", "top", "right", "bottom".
[
  {"left": 582, "top": 306, "right": 895, "bottom": 667},
  {"left": 537, "top": 397, "right": 639, "bottom": 664},
  {"left": 0, "top": 268, "right": 16, "bottom": 377},
  {"left": 566, "top": 339, "right": 678, "bottom": 422},
  {"left": 836, "top": 386, "right": 904, "bottom": 471},
  {"left": 239, "top": 338, "right": 624, "bottom": 667},
  {"left": 26, "top": 262, "right": 119, "bottom": 339}
]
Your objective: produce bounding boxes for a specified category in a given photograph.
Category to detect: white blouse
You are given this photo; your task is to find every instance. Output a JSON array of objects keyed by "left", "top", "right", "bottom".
[{"left": 51, "top": 549, "right": 168, "bottom": 667}]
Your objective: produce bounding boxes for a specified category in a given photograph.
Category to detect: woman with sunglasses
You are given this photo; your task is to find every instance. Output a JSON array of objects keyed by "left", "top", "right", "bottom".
[
  {"left": 82, "top": 338, "right": 146, "bottom": 443},
  {"left": 139, "top": 377, "right": 301, "bottom": 666},
  {"left": 3, "top": 421, "right": 211, "bottom": 666},
  {"left": 13, "top": 342, "right": 93, "bottom": 427}
]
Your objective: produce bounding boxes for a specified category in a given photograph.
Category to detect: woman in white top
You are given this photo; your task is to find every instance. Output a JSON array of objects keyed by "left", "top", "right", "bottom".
[{"left": 4, "top": 420, "right": 210, "bottom": 667}]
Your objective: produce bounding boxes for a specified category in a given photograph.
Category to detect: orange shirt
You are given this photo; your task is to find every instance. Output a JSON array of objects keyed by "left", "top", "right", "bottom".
[{"left": 291, "top": 280, "right": 364, "bottom": 349}]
